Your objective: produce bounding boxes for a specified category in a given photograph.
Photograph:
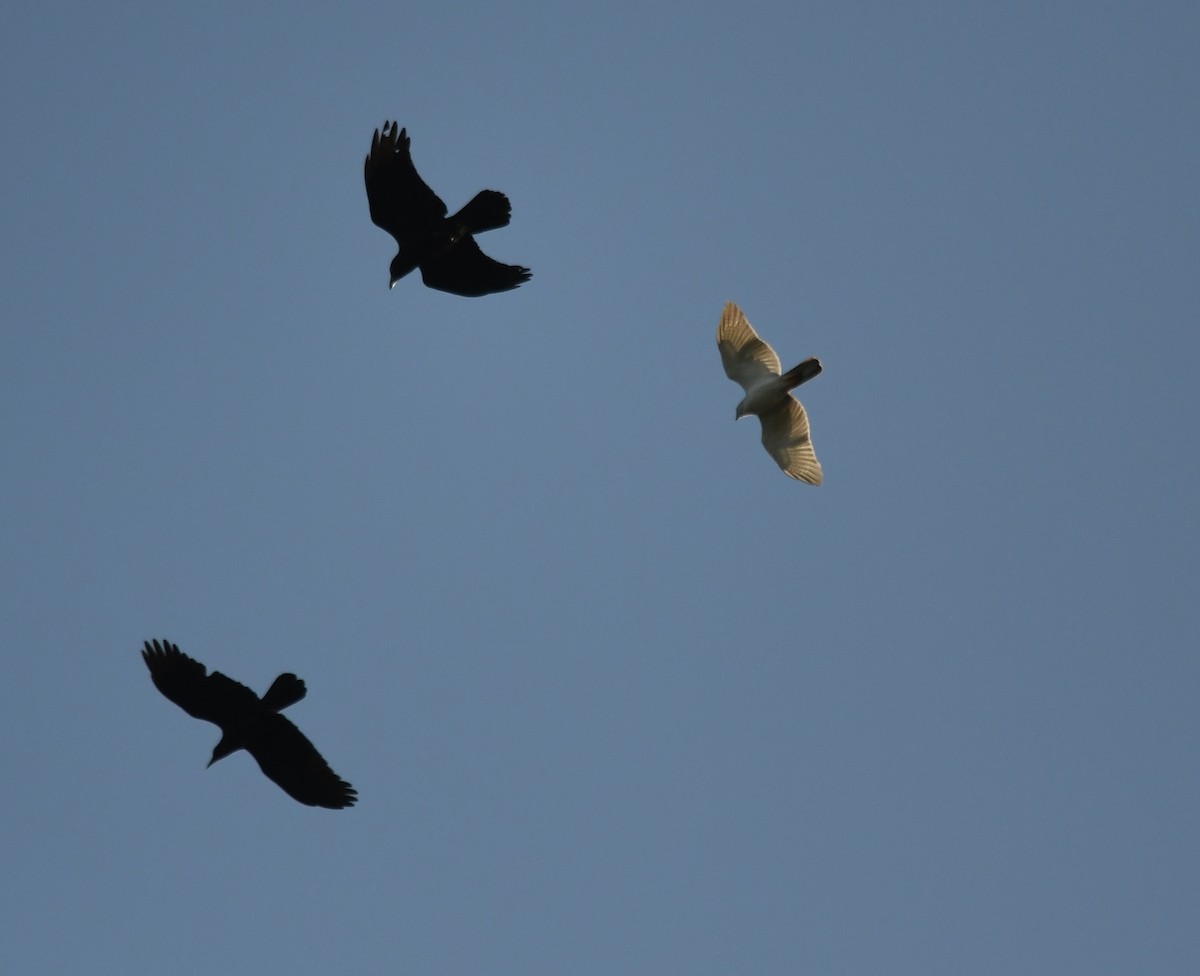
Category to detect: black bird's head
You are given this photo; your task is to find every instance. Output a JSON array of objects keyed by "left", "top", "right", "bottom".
[
  {"left": 207, "top": 734, "right": 241, "bottom": 767},
  {"left": 389, "top": 252, "right": 419, "bottom": 289}
]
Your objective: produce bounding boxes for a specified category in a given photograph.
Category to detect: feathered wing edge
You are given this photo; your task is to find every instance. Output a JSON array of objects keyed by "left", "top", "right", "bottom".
[
  {"left": 246, "top": 713, "right": 358, "bottom": 809},
  {"left": 142, "top": 639, "right": 259, "bottom": 725},
  {"left": 420, "top": 236, "right": 532, "bottom": 296},
  {"left": 363, "top": 121, "right": 447, "bottom": 238},
  {"left": 760, "top": 398, "right": 822, "bottom": 485},
  {"left": 717, "top": 302, "right": 782, "bottom": 388}
]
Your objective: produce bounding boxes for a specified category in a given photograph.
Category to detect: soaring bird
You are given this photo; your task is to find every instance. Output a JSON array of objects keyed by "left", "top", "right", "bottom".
[
  {"left": 717, "top": 301, "right": 824, "bottom": 484},
  {"left": 364, "top": 122, "right": 531, "bottom": 296},
  {"left": 141, "top": 640, "right": 357, "bottom": 809}
]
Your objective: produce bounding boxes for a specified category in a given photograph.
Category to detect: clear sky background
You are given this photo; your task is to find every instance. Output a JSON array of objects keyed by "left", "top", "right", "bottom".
[{"left": 2, "top": 2, "right": 1197, "bottom": 973}]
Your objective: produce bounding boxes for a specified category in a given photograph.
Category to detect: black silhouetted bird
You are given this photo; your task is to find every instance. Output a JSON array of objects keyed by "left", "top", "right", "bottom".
[
  {"left": 364, "top": 122, "right": 531, "bottom": 296},
  {"left": 141, "top": 640, "right": 357, "bottom": 809}
]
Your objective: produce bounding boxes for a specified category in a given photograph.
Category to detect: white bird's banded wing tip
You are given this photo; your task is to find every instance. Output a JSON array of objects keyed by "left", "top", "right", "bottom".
[{"left": 779, "top": 452, "right": 823, "bottom": 485}]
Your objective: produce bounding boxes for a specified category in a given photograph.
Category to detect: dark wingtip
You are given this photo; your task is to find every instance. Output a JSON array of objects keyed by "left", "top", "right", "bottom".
[
  {"left": 314, "top": 782, "right": 358, "bottom": 810},
  {"left": 142, "top": 638, "right": 178, "bottom": 663},
  {"left": 377, "top": 120, "right": 407, "bottom": 149}
]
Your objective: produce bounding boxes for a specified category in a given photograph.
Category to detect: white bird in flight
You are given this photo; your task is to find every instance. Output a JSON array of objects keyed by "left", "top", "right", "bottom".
[{"left": 717, "top": 301, "right": 823, "bottom": 485}]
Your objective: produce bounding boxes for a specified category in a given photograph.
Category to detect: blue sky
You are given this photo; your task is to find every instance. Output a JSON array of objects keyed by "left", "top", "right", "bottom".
[{"left": 2, "top": 2, "right": 1198, "bottom": 973}]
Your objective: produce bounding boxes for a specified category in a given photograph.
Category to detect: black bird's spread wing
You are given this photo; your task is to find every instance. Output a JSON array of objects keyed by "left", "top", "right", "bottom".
[
  {"left": 363, "top": 122, "right": 446, "bottom": 242},
  {"left": 142, "top": 639, "right": 260, "bottom": 727},
  {"left": 420, "top": 236, "right": 533, "bottom": 297},
  {"left": 246, "top": 713, "right": 358, "bottom": 809}
]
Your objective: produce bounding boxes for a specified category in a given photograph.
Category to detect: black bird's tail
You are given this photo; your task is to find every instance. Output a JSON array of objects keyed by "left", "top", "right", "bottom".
[
  {"left": 781, "top": 357, "right": 822, "bottom": 390},
  {"left": 262, "top": 673, "right": 306, "bottom": 712},
  {"left": 452, "top": 190, "right": 512, "bottom": 234}
]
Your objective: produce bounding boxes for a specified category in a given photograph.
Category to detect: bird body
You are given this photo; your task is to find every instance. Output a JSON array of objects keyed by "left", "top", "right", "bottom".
[
  {"left": 206, "top": 671, "right": 305, "bottom": 765},
  {"left": 734, "top": 357, "right": 824, "bottom": 419},
  {"left": 717, "top": 301, "right": 824, "bottom": 484},
  {"left": 142, "top": 640, "right": 356, "bottom": 809},
  {"left": 364, "top": 122, "right": 531, "bottom": 296}
]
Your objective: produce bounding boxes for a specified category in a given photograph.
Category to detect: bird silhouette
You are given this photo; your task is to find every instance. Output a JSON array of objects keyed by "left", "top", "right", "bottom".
[
  {"left": 717, "top": 301, "right": 824, "bottom": 484},
  {"left": 364, "top": 122, "right": 531, "bottom": 296},
  {"left": 142, "top": 639, "right": 356, "bottom": 809}
]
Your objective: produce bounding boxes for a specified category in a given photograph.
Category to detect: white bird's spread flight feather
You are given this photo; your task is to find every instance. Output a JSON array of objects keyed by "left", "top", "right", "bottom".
[{"left": 717, "top": 301, "right": 823, "bottom": 485}]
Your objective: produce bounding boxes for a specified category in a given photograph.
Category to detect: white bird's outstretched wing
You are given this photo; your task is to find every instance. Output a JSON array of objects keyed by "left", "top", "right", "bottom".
[
  {"left": 759, "top": 398, "right": 822, "bottom": 484},
  {"left": 717, "top": 301, "right": 781, "bottom": 390}
]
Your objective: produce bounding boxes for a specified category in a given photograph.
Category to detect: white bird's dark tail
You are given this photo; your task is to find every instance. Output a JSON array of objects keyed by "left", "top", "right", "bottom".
[
  {"left": 452, "top": 190, "right": 513, "bottom": 234},
  {"left": 781, "top": 357, "right": 822, "bottom": 390},
  {"left": 261, "top": 673, "right": 306, "bottom": 712}
]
